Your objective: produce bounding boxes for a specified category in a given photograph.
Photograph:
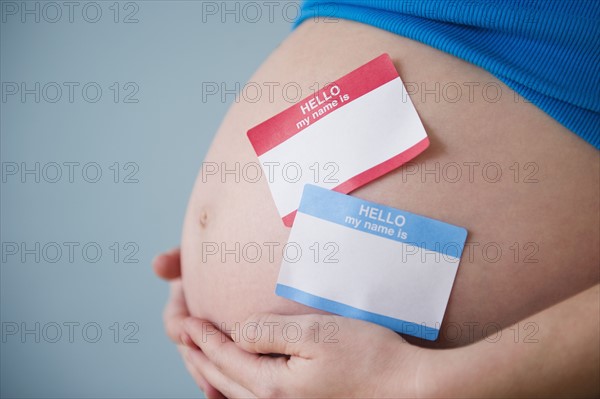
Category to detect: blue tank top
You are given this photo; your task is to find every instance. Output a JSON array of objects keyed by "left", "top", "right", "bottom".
[{"left": 295, "top": 0, "right": 600, "bottom": 149}]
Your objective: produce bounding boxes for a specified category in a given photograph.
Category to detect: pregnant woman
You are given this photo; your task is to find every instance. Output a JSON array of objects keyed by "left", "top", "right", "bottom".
[{"left": 155, "top": 2, "right": 599, "bottom": 397}]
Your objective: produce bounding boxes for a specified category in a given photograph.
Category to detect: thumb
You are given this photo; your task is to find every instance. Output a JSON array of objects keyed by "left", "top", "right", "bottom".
[
  {"left": 153, "top": 247, "right": 181, "bottom": 280},
  {"left": 236, "top": 313, "right": 340, "bottom": 358}
]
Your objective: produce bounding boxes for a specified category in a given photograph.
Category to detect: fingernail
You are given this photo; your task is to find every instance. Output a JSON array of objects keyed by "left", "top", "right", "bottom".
[{"left": 180, "top": 332, "right": 193, "bottom": 347}]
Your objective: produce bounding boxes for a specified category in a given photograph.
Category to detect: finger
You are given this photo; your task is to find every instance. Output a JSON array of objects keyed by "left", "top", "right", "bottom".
[
  {"left": 178, "top": 345, "right": 226, "bottom": 399},
  {"left": 184, "top": 318, "right": 287, "bottom": 394},
  {"left": 178, "top": 345, "right": 211, "bottom": 391},
  {"left": 153, "top": 247, "right": 181, "bottom": 280},
  {"left": 237, "top": 313, "right": 333, "bottom": 358},
  {"left": 183, "top": 346, "right": 255, "bottom": 399},
  {"left": 163, "top": 281, "right": 189, "bottom": 343}
]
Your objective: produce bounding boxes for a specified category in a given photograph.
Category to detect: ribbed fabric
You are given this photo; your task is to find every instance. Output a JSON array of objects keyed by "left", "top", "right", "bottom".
[{"left": 295, "top": 1, "right": 600, "bottom": 150}]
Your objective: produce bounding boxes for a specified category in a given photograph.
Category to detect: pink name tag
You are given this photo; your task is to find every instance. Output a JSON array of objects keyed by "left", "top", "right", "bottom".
[{"left": 247, "top": 54, "right": 429, "bottom": 226}]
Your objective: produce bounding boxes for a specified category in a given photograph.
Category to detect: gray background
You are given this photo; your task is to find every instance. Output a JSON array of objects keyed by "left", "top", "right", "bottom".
[{"left": 0, "top": 1, "right": 295, "bottom": 397}]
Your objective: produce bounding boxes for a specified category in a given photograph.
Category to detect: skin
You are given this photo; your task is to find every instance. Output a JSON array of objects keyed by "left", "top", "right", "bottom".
[
  {"left": 154, "top": 249, "right": 224, "bottom": 399},
  {"left": 180, "top": 286, "right": 600, "bottom": 399},
  {"left": 154, "top": 251, "right": 600, "bottom": 398},
  {"left": 157, "top": 18, "right": 600, "bottom": 397}
]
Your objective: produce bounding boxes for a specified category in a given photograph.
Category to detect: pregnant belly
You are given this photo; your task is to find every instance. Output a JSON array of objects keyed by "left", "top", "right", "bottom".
[{"left": 180, "top": 20, "right": 599, "bottom": 348}]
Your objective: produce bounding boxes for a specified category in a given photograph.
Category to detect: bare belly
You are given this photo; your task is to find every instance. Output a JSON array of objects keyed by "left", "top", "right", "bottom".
[{"left": 181, "top": 19, "right": 599, "bottom": 348}]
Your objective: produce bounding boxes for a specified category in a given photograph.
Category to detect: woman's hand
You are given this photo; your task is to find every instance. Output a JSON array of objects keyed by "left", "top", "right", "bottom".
[
  {"left": 181, "top": 313, "right": 431, "bottom": 398},
  {"left": 153, "top": 248, "right": 225, "bottom": 399},
  {"left": 158, "top": 246, "right": 600, "bottom": 398},
  {"left": 155, "top": 248, "right": 434, "bottom": 398}
]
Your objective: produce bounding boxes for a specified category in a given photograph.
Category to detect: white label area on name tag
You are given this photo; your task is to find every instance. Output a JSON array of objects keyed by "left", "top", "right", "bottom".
[
  {"left": 276, "top": 185, "right": 468, "bottom": 341},
  {"left": 247, "top": 54, "right": 429, "bottom": 226}
]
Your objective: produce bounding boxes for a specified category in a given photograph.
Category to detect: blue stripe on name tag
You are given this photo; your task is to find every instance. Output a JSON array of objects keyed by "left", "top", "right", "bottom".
[
  {"left": 297, "top": 184, "right": 467, "bottom": 258},
  {"left": 276, "top": 284, "right": 440, "bottom": 341}
]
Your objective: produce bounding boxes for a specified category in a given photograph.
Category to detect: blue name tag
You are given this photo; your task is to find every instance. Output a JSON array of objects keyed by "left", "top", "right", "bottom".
[{"left": 276, "top": 184, "right": 468, "bottom": 341}]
